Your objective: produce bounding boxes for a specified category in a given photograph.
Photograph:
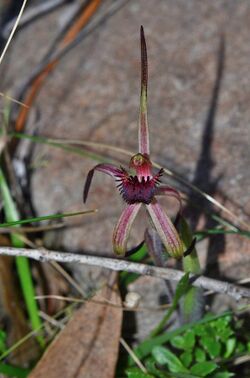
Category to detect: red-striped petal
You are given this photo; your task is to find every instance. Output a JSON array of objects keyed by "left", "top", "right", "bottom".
[
  {"left": 113, "top": 203, "right": 142, "bottom": 256},
  {"left": 146, "top": 199, "right": 184, "bottom": 259}
]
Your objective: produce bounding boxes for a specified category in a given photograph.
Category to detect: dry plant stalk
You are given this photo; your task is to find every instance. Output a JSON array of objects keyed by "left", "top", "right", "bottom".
[{"left": 0, "top": 246, "right": 249, "bottom": 301}]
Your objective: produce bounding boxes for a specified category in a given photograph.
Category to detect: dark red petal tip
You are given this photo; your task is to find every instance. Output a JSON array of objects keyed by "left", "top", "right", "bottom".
[
  {"left": 184, "top": 237, "right": 197, "bottom": 257},
  {"left": 83, "top": 169, "right": 94, "bottom": 203},
  {"left": 83, "top": 163, "right": 123, "bottom": 203},
  {"left": 139, "top": 25, "right": 149, "bottom": 155},
  {"left": 140, "top": 26, "right": 148, "bottom": 96}
]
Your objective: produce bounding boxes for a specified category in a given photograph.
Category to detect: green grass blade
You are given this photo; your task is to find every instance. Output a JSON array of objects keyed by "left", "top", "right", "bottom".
[
  {"left": 0, "top": 168, "right": 44, "bottom": 347},
  {"left": 0, "top": 209, "right": 96, "bottom": 227},
  {"left": 0, "top": 303, "right": 77, "bottom": 362},
  {"left": 195, "top": 228, "right": 250, "bottom": 239},
  {"left": 10, "top": 132, "right": 111, "bottom": 163}
]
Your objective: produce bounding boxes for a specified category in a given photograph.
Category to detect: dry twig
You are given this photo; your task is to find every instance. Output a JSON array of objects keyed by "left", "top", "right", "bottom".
[
  {"left": 0, "top": 0, "right": 29, "bottom": 66},
  {"left": 0, "top": 246, "right": 249, "bottom": 301}
]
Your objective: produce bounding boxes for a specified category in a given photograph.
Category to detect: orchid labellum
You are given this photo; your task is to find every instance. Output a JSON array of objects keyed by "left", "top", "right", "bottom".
[{"left": 84, "top": 26, "right": 187, "bottom": 258}]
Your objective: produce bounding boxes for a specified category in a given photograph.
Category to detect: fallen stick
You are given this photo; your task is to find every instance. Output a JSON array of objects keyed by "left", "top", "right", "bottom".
[{"left": 0, "top": 246, "right": 249, "bottom": 301}]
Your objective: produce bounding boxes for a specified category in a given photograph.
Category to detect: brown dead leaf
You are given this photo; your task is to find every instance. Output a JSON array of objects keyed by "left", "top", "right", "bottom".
[
  {"left": 0, "top": 255, "right": 39, "bottom": 366},
  {"left": 33, "top": 262, "right": 70, "bottom": 315},
  {"left": 29, "top": 273, "right": 123, "bottom": 378}
]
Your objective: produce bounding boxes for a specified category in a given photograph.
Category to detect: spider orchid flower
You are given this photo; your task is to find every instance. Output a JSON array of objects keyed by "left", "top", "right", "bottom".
[{"left": 84, "top": 26, "right": 186, "bottom": 258}]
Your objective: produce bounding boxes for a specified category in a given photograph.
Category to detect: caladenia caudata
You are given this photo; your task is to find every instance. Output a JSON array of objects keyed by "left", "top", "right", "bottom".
[{"left": 83, "top": 26, "right": 195, "bottom": 258}]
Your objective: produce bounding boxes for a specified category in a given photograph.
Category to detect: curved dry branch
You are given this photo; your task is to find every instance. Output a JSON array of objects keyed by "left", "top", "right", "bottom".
[{"left": 0, "top": 247, "right": 249, "bottom": 301}]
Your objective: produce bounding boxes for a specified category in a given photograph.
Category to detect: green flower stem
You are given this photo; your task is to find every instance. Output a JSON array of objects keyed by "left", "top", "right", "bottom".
[
  {"left": 179, "top": 216, "right": 204, "bottom": 323},
  {"left": 149, "top": 272, "right": 190, "bottom": 338}
]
